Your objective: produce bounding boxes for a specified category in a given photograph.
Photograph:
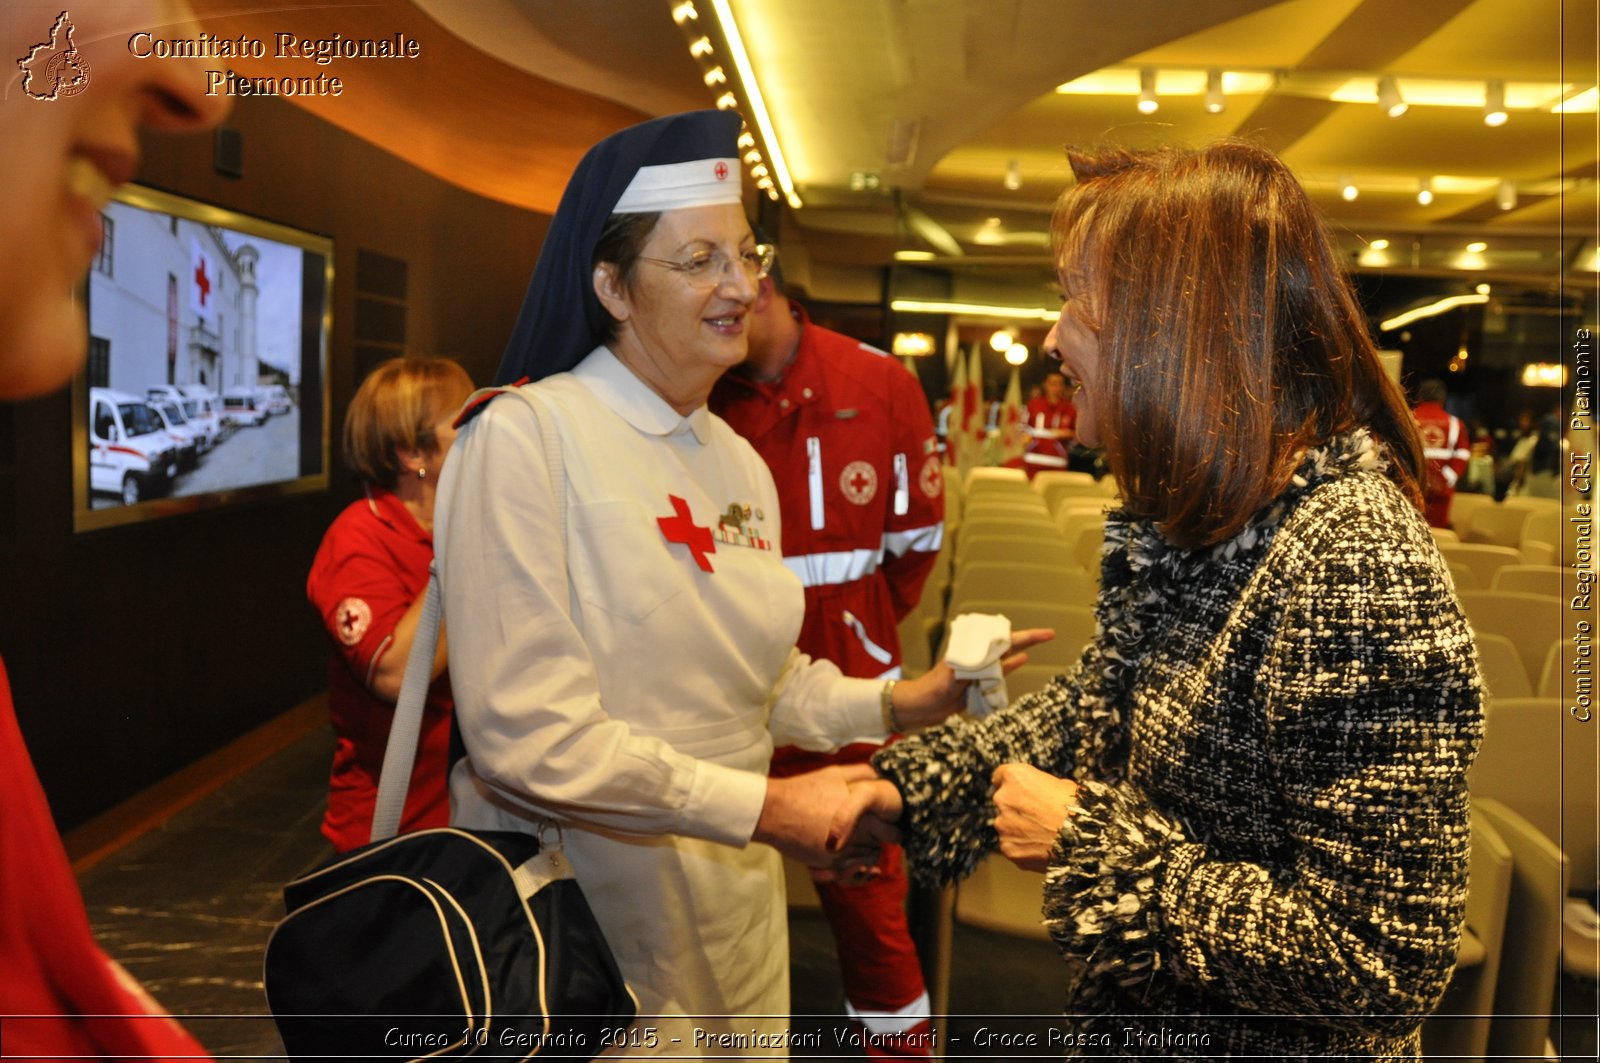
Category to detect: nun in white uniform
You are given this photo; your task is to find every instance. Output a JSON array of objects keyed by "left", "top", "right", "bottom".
[{"left": 434, "top": 110, "right": 1047, "bottom": 1056}]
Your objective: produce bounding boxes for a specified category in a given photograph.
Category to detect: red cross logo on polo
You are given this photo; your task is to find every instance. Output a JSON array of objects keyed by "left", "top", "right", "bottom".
[
  {"left": 919, "top": 454, "right": 943, "bottom": 498},
  {"left": 658, "top": 494, "right": 716, "bottom": 572},
  {"left": 333, "top": 597, "right": 372, "bottom": 646},
  {"left": 714, "top": 161, "right": 729, "bottom": 181},
  {"left": 840, "top": 460, "right": 877, "bottom": 505}
]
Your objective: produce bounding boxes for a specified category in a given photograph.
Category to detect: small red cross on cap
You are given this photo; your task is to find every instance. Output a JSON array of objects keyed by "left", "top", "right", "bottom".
[{"left": 714, "top": 161, "right": 729, "bottom": 181}]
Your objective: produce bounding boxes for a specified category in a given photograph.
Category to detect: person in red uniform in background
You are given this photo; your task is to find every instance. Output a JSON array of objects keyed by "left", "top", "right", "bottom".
[
  {"left": 712, "top": 275, "right": 944, "bottom": 1057},
  {"left": 1412, "top": 377, "right": 1470, "bottom": 528},
  {"left": 1019, "top": 369, "right": 1078, "bottom": 478},
  {"left": 307, "top": 357, "right": 474, "bottom": 851},
  {"left": 0, "top": 2, "right": 228, "bottom": 1056}
]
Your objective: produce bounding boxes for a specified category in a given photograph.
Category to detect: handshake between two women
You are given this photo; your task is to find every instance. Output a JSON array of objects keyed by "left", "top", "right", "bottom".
[{"left": 751, "top": 627, "right": 1059, "bottom": 878}]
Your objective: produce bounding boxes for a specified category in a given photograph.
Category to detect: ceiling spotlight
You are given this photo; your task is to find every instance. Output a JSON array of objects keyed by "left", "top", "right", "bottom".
[
  {"left": 714, "top": 91, "right": 738, "bottom": 110},
  {"left": 1416, "top": 177, "right": 1433, "bottom": 206},
  {"left": 989, "top": 329, "right": 1015, "bottom": 353},
  {"left": 1004, "top": 159, "right": 1022, "bottom": 191},
  {"left": 1476, "top": 283, "right": 1492, "bottom": 295},
  {"left": 703, "top": 66, "right": 727, "bottom": 87},
  {"left": 737, "top": 130, "right": 755, "bottom": 149},
  {"left": 1484, "top": 80, "right": 1508, "bottom": 126},
  {"left": 1204, "top": 69, "right": 1226, "bottom": 114},
  {"left": 1340, "top": 176, "right": 1359, "bottom": 202},
  {"left": 1137, "top": 68, "right": 1159, "bottom": 114},
  {"left": 1005, "top": 343, "right": 1029, "bottom": 367},
  {"left": 1497, "top": 178, "right": 1518, "bottom": 211},
  {"left": 1466, "top": 241, "right": 1488, "bottom": 254},
  {"left": 1370, "top": 238, "right": 1390, "bottom": 251},
  {"left": 688, "top": 36, "right": 713, "bottom": 58},
  {"left": 1377, "top": 75, "right": 1407, "bottom": 118},
  {"left": 671, "top": 2, "right": 698, "bottom": 24}
]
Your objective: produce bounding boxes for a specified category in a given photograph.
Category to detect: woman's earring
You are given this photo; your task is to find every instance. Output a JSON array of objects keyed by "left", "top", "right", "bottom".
[{"left": 418, "top": 466, "right": 427, "bottom": 480}]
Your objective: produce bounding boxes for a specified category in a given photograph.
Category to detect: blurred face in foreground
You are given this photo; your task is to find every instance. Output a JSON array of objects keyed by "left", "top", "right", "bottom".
[{"left": 0, "top": 0, "right": 227, "bottom": 398}]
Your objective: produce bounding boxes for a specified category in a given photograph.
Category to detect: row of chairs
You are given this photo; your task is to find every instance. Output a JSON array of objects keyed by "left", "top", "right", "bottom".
[{"left": 1447, "top": 493, "right": 1563, "bottom": 559}]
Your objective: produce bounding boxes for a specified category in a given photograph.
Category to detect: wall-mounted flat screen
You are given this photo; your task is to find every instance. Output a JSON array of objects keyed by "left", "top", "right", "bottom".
[{"left": 73, "top": 185, "right": 332, "bottom": 532}]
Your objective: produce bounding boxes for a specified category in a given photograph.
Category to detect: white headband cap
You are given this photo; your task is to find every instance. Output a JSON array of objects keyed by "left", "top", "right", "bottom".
[{"left": 613, "top": 157, "right": 743, "bottom": 214}]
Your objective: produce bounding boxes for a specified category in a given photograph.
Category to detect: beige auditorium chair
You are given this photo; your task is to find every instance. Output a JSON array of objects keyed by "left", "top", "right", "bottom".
[
  {"left": 1438, "top": 543, "right": 1526, "bottom": 592},
  {"left": 1519, "top": 506, "right": 1561, "bottom": 561},
  {"left": 1421, "top": 804, "right": 1514, "bottom": 1063},
  {"left": 1464, "top": 503, "right": 1535, "bottom": 549},
  {"left": 957, "top": 508, "right": 1058, "bottom": 540},
  {"left": 1455, "top": 591, "right": 1562, "bottom": 685},
  {"left": 1490, "top": 564, "right": 1563, "bottom": 598},
  {"left": 1448, "top": 492, "right": 1496, "bottom": 540},
  {"left": 1475, "top": 799, "right": 1569, "bottom": 1063},
  {"left": 1537, "top": 640, "right": 1565, "bottom": 699},
  {"left": 1430, "top": 526, "right": 1461, "bottom": 546},
  {"left": 956, "top": 533, "right": 1074, "bottom": 570},
  {"left": 1470, "top": 694, "right": 1599, "bottom": 989},
  {"left": 954, "top": 853, "right": 1050, "bottom": 940},
  {"left": 947, "top": 563, "right": 1099, "bottom": 617},
  {"left": 1473, "top": 632, "right": 1532, "bottom": 700}
]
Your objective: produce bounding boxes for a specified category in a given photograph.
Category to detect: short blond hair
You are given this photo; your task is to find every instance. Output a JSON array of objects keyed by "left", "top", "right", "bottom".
[{"left": 343, "top": 357, "right": 474, "bottom": 487}]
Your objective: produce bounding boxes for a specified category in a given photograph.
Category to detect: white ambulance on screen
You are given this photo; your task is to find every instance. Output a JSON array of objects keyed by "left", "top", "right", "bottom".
[{"left": 89, "top": 387, "right": 179, "bottom": 506}]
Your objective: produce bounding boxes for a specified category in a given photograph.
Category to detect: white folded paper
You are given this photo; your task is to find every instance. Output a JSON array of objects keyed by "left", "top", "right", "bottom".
[{"left": 943, "top": 612, "right": 1011, "bottom": 718}]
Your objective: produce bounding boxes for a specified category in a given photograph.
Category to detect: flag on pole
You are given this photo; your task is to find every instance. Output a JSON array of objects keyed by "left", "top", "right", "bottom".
[{"left": 997, "top": 366, "right": 1028, "bottom": 465}]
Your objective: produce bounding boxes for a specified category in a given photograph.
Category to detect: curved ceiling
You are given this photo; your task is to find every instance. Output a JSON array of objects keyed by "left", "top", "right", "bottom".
[{"left": 193, "top": 0, "right": 1598, "bottom": 303}]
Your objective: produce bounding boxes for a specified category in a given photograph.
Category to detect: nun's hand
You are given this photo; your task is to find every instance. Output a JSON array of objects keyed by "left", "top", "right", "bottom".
[{"left": 890, "top": 627, "right": 1056, "bottom": 730}]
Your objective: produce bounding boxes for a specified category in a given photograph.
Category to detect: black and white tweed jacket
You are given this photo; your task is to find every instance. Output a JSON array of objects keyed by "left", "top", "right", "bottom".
[{"left": 875, "top": 431, "right": 1484, "bottom": 1060}]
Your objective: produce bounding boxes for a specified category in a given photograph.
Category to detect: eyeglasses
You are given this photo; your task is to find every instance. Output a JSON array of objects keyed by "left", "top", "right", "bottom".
[{"left": 637, "top": 243, "right": 777, "bottom": 288}]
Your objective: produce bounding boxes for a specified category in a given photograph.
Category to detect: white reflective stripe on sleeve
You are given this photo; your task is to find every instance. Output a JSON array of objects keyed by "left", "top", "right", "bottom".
[
  {"left": 846, "top": 990, "right": 932, "bottom": 1033},
  {"left": 783, "top": 547, "right": 884, "bottom": 587},
  {"left": 1441, "top": 465, "right": 1459, "bottom": 487},
  {"left": 841, "top": 609, "right": 895, "bottom": 665},
  {"left": 894, "top": 452, "right": 909, "bottom": 516},
  {"left": 807, "top": 435, "right": 824, "bottom": 531},
  {"left": 1024, "top": 452, "right": 1069, "bottom": 467},
  {"left": 882, "top": 522, "right": 943, "bottom": 558}
]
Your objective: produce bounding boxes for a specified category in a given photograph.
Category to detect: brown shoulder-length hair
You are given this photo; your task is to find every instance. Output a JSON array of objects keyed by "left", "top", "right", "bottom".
[
  {"left": 343, "top": 356, "right": 474, "bottom": 488},
  {"left": 1053, "top": 140, "right": 1423, "bottom": 548}
]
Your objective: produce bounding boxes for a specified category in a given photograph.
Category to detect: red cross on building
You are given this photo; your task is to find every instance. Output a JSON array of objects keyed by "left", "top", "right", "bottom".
[
  {"left": 194, "top": 258, "right": 211, "bottom": 307},
  {"left": 657, "top": 494, "right": 716, "bottom": 572}
]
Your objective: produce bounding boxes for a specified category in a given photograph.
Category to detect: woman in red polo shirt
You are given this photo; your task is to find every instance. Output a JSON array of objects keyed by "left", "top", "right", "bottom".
[{"left": 307, "top": 356, "right": 474, "bottom": 851}]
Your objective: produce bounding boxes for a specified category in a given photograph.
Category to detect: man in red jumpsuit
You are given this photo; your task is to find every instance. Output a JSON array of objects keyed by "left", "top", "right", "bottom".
[
  {"left": 1413, "top": 378, "right": 1471, "bottom": 528},
  {"left": 1019, "top": 369, "right": 1078, "bottom": 478},
  {"left": 712, "top": 276, "right": 944, "bottom": 1058}
]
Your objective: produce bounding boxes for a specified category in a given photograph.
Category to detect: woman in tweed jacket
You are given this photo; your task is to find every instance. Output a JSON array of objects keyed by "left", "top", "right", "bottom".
[{"left": 845, "top": 142, "right": 1484, "bottom": 1059}]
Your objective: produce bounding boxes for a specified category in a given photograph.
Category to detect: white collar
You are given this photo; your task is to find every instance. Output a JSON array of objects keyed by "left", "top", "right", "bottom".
[{"left": 573, "top": 346, "right": 713, "bottom": 444}]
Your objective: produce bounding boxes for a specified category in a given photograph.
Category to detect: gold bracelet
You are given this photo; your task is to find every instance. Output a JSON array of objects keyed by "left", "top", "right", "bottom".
[{"left": 880, "top": 679, "right": 903, "bottom": 734}]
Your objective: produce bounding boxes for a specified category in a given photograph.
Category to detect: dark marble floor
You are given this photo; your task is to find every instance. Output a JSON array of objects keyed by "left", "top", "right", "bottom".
[{"left": 77, "top": 723, "right": 1597, "bottom": 1061}]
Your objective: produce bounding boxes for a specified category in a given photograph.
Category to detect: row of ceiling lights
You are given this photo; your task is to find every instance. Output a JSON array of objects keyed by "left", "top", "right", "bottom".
[
  {"left": 1070, "top": 66, "right": 1594, "bottom": 123},
  {"left": 671, "top": 0, "right": 801, "bottom": 207}
]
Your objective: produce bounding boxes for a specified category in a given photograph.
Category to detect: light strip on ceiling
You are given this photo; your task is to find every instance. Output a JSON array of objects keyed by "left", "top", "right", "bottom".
[
  {"left": 890, "top": 298, "right": 1060, "bottom": 322},
  {"left": 1380, "top": 293, "right": 1489, "bottom": 332},
  {"left": 708, "top": 0, "right": 801, "bottom": 209}
]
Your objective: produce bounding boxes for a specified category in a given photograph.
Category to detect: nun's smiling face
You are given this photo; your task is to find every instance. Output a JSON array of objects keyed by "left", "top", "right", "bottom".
[{"left": 595, "top": 202, "right": 758, "bottom": 413}]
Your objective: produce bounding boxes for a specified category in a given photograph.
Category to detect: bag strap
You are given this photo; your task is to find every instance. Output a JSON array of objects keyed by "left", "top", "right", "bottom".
[{"left": 369, "top": 384, "right": 566, "bottom": 843}]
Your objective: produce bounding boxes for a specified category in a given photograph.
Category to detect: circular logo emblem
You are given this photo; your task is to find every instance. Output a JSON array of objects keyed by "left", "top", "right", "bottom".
[
  {"left": 919, "top": 454, "right": 943, "bottom": 498},
  {"left": 714, "top": 161, "right": 730, "bottom": 181},
  {"left": 840, "top": 461, "right": 878, "bottom": 505},
  {"left": 1419, "top": 422, "right": 1447, "bottom": 449},
  {"left": 45, "top": 50, "right": 91, "bottom": 98},
  {"left": 333, "top": 597, "right": 372, "bottom": 646}
]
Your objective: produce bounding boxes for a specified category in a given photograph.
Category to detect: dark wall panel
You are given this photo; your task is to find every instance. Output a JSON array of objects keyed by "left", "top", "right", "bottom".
[{"left": 0, "top": 97, "right": 549, "bottom": 830}]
